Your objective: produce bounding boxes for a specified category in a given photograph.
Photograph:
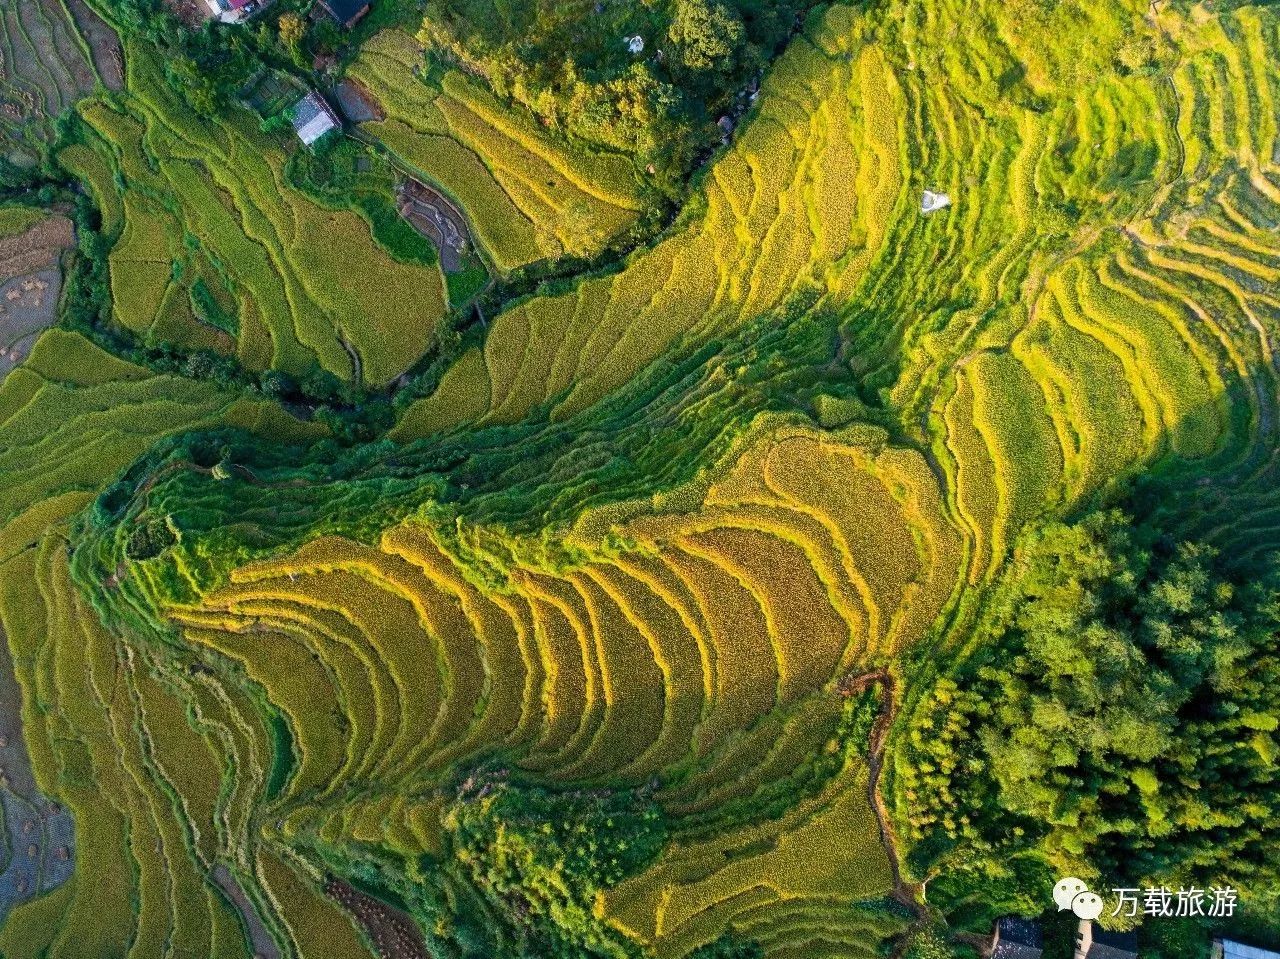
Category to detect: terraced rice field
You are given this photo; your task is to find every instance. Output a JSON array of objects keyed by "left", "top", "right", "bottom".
[
  {"left": 0, "top": 0, "right": 119, "bottom": 153},
  {"left": 393, "top": 18, "right": 909, "bottom": 432},
  {"left": 144, "top": 431, "right": 918, "bottom": 952},
  {"left": 69, "top": 43, "right": 449, "bottom": 385},
  {"left": 393, "top": 0, "right": 1279, "bottom": 577},
  {"left": 0, "top": 329, "right": 326, "bottom": 959},
  {"left": 349, "top": 30, "right": 645, "bottom": 274},
  {"left": 1, "top": 0, "right": 1279, "bottom": 955}
]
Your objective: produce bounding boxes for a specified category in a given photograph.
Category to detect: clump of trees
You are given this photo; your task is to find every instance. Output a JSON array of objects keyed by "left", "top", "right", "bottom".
[
  {"left": 416, "top": 0, "right": 819, "bottom": 190},
  {"left": 100, "top": 0, "right": 350, "bottom": 118},
  {"left": 688, "top": 934, "right": 764, "bottom": 959},
  {"left": 300, "top": 772, "right": 668, "bottom": 959},
  {"left": 903, "top": 510, "right": 1280, "bottom": 923},
  {"left": 445, "top": 774, "right": 667, "bottom": 957}
]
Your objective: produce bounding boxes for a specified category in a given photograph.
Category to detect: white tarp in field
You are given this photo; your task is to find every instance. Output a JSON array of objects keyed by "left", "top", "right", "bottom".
[{"left": 921, "top": 189, "right": 952, "bottom": 213}]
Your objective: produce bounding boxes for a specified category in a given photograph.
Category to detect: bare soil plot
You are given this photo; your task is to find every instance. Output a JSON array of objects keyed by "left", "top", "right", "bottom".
[
  {"left": 0, "top": 215, "right": 73, "bottom": 381},
  {"left": 65, "top": 0, "right": 124, "bottom": 91},
  {"left": 396, "top": 177, "right": 472, "bottom": 274},
  {"left": 325, "top": 878, "right": 428, "bottom": 959},
  {"left": 0, "top": 215, "right": 73, "bottom": 280},
  {"left": 333, "top": 79, "right": 383, "bottom": 124},
  {"left": 212, "top": 863, "right": 283, "bottom": 959},
  {"left": 0, "top": 268, "right": 61, "bottom": 375},
  {"left": 164, "top": 0, "right": 212, "bottom": 27},
  {"left": 0, "top": 0, "right": 120, "bottom": 142}
]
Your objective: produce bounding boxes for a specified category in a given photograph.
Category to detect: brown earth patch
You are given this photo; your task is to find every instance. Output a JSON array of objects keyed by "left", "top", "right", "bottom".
[
  {"left": 0, "top": 215, "right": 74, "bottom": 379},
  {"left": 333, "top": 79, "right": 384, "bottom": 124},
  {"left": 325, "top": 878, "right": 428, "bottom": 959},
  {"left": 0, "top": 216, "right": 74, "bottom": 282},
  {"left": 65, "top": 0, "right": 125, "bottom": 91},
  {"left": 396, "top": 178, "right": 472, "bottom": 274}
]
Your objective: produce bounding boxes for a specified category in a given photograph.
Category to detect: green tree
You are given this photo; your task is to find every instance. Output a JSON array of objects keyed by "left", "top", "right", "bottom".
[
  {"left": 688, "top": 934, "right": 764, "bottom": 959},
  {"left": 278, "top": 11, "right": 307, "bottom": 66},
  {"left": 166, "top": 55, "right": 220, "bottom": 115},
  {"left": 908, "top": 511, "right": 1280, "bottom": 901},
  {"left": 667, "top": 0, "right": 746, "bottom": 72}
]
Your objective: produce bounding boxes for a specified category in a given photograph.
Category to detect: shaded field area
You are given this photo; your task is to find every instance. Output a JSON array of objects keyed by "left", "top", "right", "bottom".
[
  {"left": 0, "top": 328, "right": 329, "bottom": 959},
  {"left": 0, "top": 0, "right": 120, "bottom": 155},
  {"left": 0, "top": 627, "right": 75, "bottom": 925}
]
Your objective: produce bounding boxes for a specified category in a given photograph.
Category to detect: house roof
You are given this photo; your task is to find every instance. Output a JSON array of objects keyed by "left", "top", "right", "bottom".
[
  {"left": 290, "top": 93, "right": 339, "bottom": 146},
  {"left": 994, "top": 917, "right": 1042, "bottom": 959},
  {"left": 319, "top": 0, "right": 368, "bottom": 27},
  {"left": 997, "top": 918, "right": 1043, "bottom": 948},
  {"left": 1223, "top": 942, "right": 1280, "bottom": 959},
  {"left": 994, "top": 944, "right": 1043, "bottom": 959},
  {"left": 1089, "top": 929, "right": 1138, "bottom": 959}
]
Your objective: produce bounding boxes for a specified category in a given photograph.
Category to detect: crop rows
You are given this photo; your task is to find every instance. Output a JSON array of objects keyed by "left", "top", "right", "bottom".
[
  {"left": 4, "top": 0, "right": 1280, "bottom": 955},
  {"left": 98, "top": 425, "right": 957, "bottom": 951},
  {"left": 394, "top": 20, "right": 908, "bottom": 436},
  {"left": 375, "top": 1, "right": 1280, "bottom": 922},
  {"left": 603, "top": 760, "right": 895, "bottom": 957},
  {"left": 348, "top": 29, "right": 644, "bottom": 274},
  {"left": 0, "top": 328, "right": 329, "bottom": 958},
  {"left": 66, "top": 42, "right": 449, "bottom": 386},
  {"left": 0, "top": 0, "right": 110, "bottom": 149}
]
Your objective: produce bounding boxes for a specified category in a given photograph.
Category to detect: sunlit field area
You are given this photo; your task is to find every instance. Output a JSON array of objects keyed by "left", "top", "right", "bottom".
[{"left": 1, "top": 0, "right": 1279, "bottom": 955}]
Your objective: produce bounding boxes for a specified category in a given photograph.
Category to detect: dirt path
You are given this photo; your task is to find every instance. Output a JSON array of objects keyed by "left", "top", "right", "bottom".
[
  {"left": 341, "top": 334, "right": 364, "bottom": 385},
  {"left": 842, "top": 669, "right": 921, "bottom": 914},
  {"left": 840, "top": 667, "right": 955, "bottom": 959},
  {"left": 212, "top": 863, "right": 282, "bottom": 959}
]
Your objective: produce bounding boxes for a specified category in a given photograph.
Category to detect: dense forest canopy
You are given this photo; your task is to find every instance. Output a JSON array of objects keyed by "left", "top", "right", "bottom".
[{"left": 908, "top": 511, "right": 1280, "bottom": 917}]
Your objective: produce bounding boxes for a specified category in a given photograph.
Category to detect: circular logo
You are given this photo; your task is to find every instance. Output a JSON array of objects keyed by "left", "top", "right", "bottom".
[
  {"left": 1053, "top": 877, "right": 1089, "bottom": 911},
  {"left": 1072, "top": 891, "right": 1105, "bottom": 921}
]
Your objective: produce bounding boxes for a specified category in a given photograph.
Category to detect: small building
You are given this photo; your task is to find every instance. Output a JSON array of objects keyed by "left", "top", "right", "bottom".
[
  {"left": 318, "top": 0, "right": 370, "bottom": 29},
  {"left": 1075, "top": 922, "right": 1138, "bottom": 959},
  {"left": 993, "top": 917, "right": 1043, "bottom": 959},
  {"left": 289, "top": 93, "right": 340, "bottom": 148},
  {"left": 1217, "top": 940, "right": 1280, "bottom": 959},
  {"left": 204, "top": 0, "right": 264, "bottom": 24}
]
